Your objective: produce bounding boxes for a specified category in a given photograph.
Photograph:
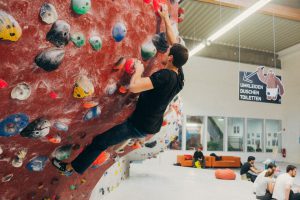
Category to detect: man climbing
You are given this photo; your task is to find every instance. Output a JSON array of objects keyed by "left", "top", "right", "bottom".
[{"left": 52, "top": 5, "right": 189, "bottom": 176}]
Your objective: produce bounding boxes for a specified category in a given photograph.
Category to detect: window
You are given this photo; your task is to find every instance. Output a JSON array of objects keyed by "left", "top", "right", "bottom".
[
  {"left": 265, "top": 120, "right": 282, "bottom": 153},
  {"left": 247, "top": 119, "right": 264, "bottom": 152},
  {"left": 186, "top": 116, "right": 204, "bottom": 150},
  {"left": 228, "top": 118, "right": 244, "bottom": 152},
  {"left": 207, "top": 116, "right": 225, "bottom": 151}
]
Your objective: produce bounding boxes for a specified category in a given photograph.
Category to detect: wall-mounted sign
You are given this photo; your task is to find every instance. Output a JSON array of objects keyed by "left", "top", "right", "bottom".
[{"left": 239, "top": 66, "right": 284, "bottom": 104}]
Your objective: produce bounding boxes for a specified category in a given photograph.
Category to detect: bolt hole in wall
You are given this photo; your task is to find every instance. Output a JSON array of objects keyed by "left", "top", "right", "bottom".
[{"left": 177, "top": 115, "right": 282, "bottom": 156}]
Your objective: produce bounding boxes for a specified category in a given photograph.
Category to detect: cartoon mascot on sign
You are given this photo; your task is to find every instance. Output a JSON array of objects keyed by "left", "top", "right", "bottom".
[{"left": 257, "top": 66, "right": 284, "bottom": 101}]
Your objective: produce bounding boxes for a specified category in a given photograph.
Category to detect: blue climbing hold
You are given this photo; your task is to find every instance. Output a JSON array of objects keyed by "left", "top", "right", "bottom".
[
  {"left": 54, "top": 122, "right": 68, "bottom": 132},
  {"left": 26, "top": 156, "right": 48, "bottom": 172},
  {"left": 84, "top": 106, "right": 101, "bottom": 121},
  {"left": 112, "top": 22, "right": 127, "bottom": 42},
  {"left": 0, "top": 113, "right": 29, "bottom": 137}
]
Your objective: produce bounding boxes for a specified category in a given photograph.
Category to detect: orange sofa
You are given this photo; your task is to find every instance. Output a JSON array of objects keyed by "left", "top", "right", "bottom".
[
  {"left": 177, "top": 155, "right": 240, "bottom": 168},
  {"left": 207, "top": 156, "right": 241, "bottom": 168},
  {"left": 176, "top": 155, "right": 211, "bottom": 167}
]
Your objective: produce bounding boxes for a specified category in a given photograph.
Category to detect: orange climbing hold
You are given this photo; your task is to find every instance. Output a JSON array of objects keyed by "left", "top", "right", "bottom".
[
  {"left": 83, "top": 101, "right": 99, "bottom": 109},
  {"left": 132, "top": 142, "right": 142, "bottom": 150},
  {"left": 92, "top": 151, "right": 110, "bottom": 166}
]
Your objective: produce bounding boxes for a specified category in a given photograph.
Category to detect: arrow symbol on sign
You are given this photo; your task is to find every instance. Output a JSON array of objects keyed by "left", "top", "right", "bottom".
[{"left": 243, "top": 71, "right": 258, "bottom": 83}]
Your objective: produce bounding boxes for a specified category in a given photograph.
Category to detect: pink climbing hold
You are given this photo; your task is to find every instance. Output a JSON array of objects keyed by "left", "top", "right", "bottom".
[
  {"left": 124, "top": 58, "right": 135, "bottom": 75},
  {"left": 0, "top": 79, "right": 8, "bottom": 89},
  {"left": 49, "top": 91, "right": 58, "bottom": 99}
]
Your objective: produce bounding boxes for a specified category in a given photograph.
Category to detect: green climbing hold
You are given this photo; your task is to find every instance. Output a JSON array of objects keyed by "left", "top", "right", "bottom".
[
  {"left": 71, "top": 32, "right": 85, "bottom": 47},
  {"left": 70, "top": 184, "right": 77, "bottom": 190},
  {"left": 72, "top": 0, "right": 91, "bottom": 15},
  {"left": 89, "top": 36, "right": 102, "bottom": 51},
  {"left": 141, "top": 40, "right": 157, "bottom": 61}
]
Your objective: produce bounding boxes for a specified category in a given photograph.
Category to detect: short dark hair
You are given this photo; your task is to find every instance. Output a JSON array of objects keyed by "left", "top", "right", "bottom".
[
  {"left": 286, "top": 165, "right": 297, "bottom": 173},
  {"left": 169, "top": 43, "right": 189, "bottom": 69},
  {"left": 267, "top": 163, "right": 276, "bottom": 169},
  {"left": 248, "top": 156, "right": 255, "bottom": 162}
]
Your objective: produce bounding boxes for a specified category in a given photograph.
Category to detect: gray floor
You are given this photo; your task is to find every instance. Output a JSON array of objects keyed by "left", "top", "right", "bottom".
[{"left": 103, "top": 159, "right": 300, "bottom": 200}]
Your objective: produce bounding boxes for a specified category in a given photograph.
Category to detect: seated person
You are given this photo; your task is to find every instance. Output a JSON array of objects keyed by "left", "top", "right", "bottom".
[
  {"left": 254, "top": 163, "right": 277, "bottom": 200},
  {"left": 241, "top": 156, "right": 262, "bottom": 182},
  {"left": 193, "top": 145, "right": 205, "bottom": 168},
  {"left": 272, "top": 165, "right": 300, "bottom": 200}
]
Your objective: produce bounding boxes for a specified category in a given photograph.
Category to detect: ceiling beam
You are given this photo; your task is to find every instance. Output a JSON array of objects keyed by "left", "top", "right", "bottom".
[{"left": 197, "top": 0, "right": 300, "bottom": 21}]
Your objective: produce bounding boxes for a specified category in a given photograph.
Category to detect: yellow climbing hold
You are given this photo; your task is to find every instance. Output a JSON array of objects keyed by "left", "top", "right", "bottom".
[{"left": 0, "top": 10, "right": 22, "bottom": 42}]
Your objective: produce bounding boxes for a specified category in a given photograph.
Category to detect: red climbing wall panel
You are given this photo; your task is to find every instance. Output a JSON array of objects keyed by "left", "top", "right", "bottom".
[{"left": 0, "top": 0, "right": 178, "bottom": 199}]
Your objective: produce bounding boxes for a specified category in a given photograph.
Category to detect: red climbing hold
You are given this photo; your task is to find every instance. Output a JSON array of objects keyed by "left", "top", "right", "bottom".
[
  {"left": 162, "top": 120, "right": 168, "bottom": 126},
  {"left": 143, "top": 0, "right": 151, "bottom": 4},
  {"left": 119, "top": 86, "right": 128, "bottom": 94},
  {"left": 178, "top": 7, "right": 185, "bottom": 23},
  {"left": 0, "top": 79, "right": 8, "bottom": 89},
  {"left": 49, "top": 91, "right": 58, "bottom": 99},
  {"left": 132, "top": 142, "right": 142, "bottom": 150},
  {"left": 153, "top": 0, "right": 167, "bottom": 13},
  {"left": 124, "top": 58, "right": 135, "bottom": 75}
]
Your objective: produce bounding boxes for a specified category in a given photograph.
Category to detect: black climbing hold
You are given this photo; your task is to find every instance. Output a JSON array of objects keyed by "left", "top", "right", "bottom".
[
  {"left": 145, "top": 141, "right": 157, "bottom": 148},
  {"left": 51, "top": 177, "right": 59, "bottom": 185},
  {"left": 20, "top": 118, "right": 50, "bottom": 138},
  {"left": 46, "top": 20, "right": 70, "bottom": 47},
  {"left": 152, "top": 32, "right": 169, "bottom": 53},
  {"left": 35, "top": 48, "right": 65, "bottom": 72}
]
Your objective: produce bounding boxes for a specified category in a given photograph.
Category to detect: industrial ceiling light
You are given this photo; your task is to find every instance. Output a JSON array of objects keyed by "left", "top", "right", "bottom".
[{"left": 189, "top": 0, "right": 272, "bottom": 57}]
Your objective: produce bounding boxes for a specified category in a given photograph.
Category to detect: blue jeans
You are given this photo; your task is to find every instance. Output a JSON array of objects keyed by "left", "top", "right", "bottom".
[{"left": 71, "top": 120, "right": 147, "bottom": 174}]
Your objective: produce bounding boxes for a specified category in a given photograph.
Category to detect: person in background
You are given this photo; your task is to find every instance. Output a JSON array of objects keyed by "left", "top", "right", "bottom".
[
  {"left": 241, "top": 156, "right": 262, "bottom": 182},
  {"left": 193, "top": 145, "right": 205, "bottom": 168},
  {"left": 272, "top": 165, "right": 300, "bottom": 200},
  {"left": 254, "top": 163, "right": 277, "bottom": 200}
]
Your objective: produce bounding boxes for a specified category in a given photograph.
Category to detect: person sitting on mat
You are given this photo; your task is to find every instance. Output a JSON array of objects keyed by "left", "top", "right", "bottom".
[
  {"left": 193, "top": 145, "right": 205, "bottom": 168},
  {"left": 272, "top": 165, "right": 300, "bottom": 200},
  {"left": 51, "top": 5, "right": 189, "bottom": 176},
  {"left": 241, "top": 156, "right": 262, "bottom": 182},
  {"left": 254, "top": 163, "right": 277, "bottom": 200}
]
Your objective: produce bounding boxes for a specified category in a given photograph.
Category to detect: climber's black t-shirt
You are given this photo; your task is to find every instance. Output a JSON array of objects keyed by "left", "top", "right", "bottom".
[{"left": 129, "top": 69, "right": 182, "bottom": 134}]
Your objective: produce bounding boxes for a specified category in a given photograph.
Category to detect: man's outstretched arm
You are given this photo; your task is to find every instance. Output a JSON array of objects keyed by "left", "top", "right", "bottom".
[
  {"left": 158, "top": 4, "right": 177, "bottom": 45},
  {"left": 129, "top": 60, "right": 154, "bottom": 93}
]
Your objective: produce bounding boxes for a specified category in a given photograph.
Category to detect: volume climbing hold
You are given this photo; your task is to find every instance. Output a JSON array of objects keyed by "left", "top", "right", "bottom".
[
  {"left": 20, "top": 118, "right": 51, "bottom": 138},
  {"left": 124, "top": 58, "right": 135, "bottom": 75},
  {"left": 0, "top": 10, "right": 22, "bottom": 42},
  {"left": 112, "top": 22, "right": 127, "bottom": 42},
  {"left": 46, "top": 20, "right": 70, "bottom": 47},
  {"left": 89, "top": 36, "right": 102, "bottom": 51},
  {"left": 73, "top": 75, "right": 94, "bottom": 98},
  {"left": 72, "top": 0, "right": 91, "bottom": 15},
  {"left": 71, "top": 32, "right": 85, "bottom": 47},
  {"left": 152, "top": 32, "right": 169, "bottom": 53},
  {"left": 0, "top": 113, "right": 29, "bottom": 137},
  {"left": 84, "top": 106, "right": 101, "bottom": 121},
  {"left": 0, "top": 79, "right": 8, "bottom": 88},
  {"left": 35, "top": 48, "right": 65, "bottom": 72},
  {"left": 141, "top": 40, "right": 157, "bottom": 61},
  {"left": 26, "top": 156, "right": 48, "bottom": 172},
  {"left": 52, "top": 144, "right": 73, "bottom": 161},
  {"left": 40, "top": 3, "right": 58, "bottom": 24},
  {"left": 113, "top": 57, "right": 126, "bottom": 70},
  {"left": 11, "top": 82, "right": 31, "bottom": 100}
]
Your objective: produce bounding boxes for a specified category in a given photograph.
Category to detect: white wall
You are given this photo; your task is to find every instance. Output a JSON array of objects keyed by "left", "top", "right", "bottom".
[
  {"left": 280, "top": 46, "right": 300, "bottom": 164},
  {"left": 159, "top": 53, "right": 300, "bottom": 165}
]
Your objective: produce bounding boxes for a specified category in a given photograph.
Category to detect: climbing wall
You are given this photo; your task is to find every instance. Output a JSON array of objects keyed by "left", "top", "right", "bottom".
[{"left": 0, "top": 0, "right": 180, "bottom": 199}]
